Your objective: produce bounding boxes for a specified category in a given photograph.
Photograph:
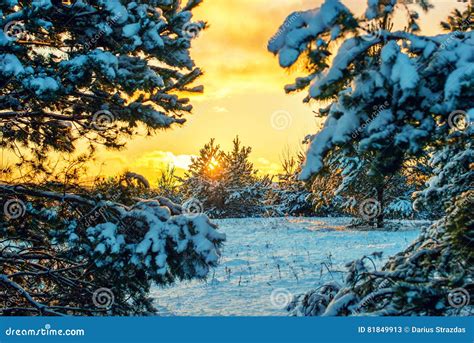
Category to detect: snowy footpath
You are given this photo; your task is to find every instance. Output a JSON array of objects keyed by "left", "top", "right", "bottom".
[{"left": 151, "top": 217, "right": 426, "bottom": 316}]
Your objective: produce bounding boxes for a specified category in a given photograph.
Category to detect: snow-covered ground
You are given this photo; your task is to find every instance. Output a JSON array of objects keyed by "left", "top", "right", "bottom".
[{"left": 151, "top": 217, "right": 427, "bottom": 316}]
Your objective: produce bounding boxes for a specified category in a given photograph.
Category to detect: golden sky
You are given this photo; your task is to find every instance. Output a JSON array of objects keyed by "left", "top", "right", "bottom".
[
  {"left": 2, "top": 0, "right": 467, "bottom": 184},
  {"left": 99, "top": 0, "right": 465, "bottom": 184}
]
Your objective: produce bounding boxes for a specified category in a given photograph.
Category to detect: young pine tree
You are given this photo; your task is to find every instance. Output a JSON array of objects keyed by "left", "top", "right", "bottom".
[
  {"left": 270, "top": 150, "right": 315, "bottom": 217},
  {"left": 181, "top": 137, "right": 272, "bottom": 218}
]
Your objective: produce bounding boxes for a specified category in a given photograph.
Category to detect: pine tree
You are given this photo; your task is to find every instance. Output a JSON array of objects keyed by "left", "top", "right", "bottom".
[
  {"left": 222, "top": 136, "right": 255, "bottom": 189},
  {"left": 313, "top": 150, "right": 429, "bottom": 226},
  {"left": 289, "top": 127, "right": 473, "bottom": 316},
  {"left": 180, "top": 138, "right": 226, "bottom": 216},
  {"left": 269, "top": 150, "right": 315, "bottom": 216},
  {"left": 268, "top": 0, "right": 473, "bottom": 227},
  {"left": 0, "top": 0, "right": 225, "bottom": 316},
  {"left": 273, "top": 0, "right": 473, "bottom": 316},
  {"left": 1, "top": 0, "right": 205, "bottom": 156},
  {"left": 220, "top": 137, "right": 272, "bottom": 217},
  {"left": 440, "top": 5, "right": 473, "bottom": 32},
  {"left": 156, "top": 164, "right": 181, "bottom": 203},
  {"left": 181, "top": 137, "right": 272, "bottom": 218}
]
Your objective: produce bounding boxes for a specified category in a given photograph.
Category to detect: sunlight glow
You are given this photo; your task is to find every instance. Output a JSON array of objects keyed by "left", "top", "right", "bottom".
[
  {"left": 208, "top": 157, "right": 220, "bottom": 171},
  {"left": 87, "top": 0, "right": 467, "bottom": 181}
]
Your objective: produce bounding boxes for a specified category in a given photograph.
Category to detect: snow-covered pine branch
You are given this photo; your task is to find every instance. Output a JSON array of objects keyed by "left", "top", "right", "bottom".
[
  {"left": 0, "top": 0, "right": 226, "bottom": 316},
  {"left": 271, "top": 0, "right": 473, "bottom": 316},
  {"left": 0, "top": 183, "right": 225, "bottom": 315},
  {"left": 0, "top": 0, "right": 205, "bottom": 159},
  {"left": 268, "top": 0, "right": 473, "bottom": 227}
]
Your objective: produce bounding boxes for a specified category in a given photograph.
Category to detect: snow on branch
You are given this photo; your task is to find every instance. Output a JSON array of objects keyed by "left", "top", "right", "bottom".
[{"left": 0, "top": 183, "right": 225, "bottom": 315}]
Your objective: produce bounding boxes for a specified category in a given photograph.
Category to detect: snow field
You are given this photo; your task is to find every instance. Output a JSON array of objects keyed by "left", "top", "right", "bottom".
[{"left": 151, "top": 217, "right": 424, "bottom": 316}]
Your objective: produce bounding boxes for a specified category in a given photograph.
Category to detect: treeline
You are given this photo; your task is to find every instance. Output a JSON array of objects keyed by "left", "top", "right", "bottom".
[{"left": 95, "top": 136, "right": 439, "bottom": 225}]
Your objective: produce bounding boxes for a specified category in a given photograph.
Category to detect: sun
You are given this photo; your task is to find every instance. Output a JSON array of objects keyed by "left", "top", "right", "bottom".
[{"left": 207, "top": 157, "right": 220, "bottom": 171}]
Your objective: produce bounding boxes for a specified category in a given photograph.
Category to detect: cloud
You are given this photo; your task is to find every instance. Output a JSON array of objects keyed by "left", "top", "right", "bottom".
[
  {"left": 86, "top": 0, "right": 457, "bottom": 184},
  {"left": 132, "top": 151, "right": 196, "bottom": 171},
  {"left": 213, "top": 106, "right": 229, "bottom": 113},
  {"left": 188, "top": 0, "right": 314, "bottom": 101},
  {"left": 89, "top": 150, "right": 196, "bottom": 183},
  {"left": 254, "top": 157, "right": 282, "bottom": 175}
]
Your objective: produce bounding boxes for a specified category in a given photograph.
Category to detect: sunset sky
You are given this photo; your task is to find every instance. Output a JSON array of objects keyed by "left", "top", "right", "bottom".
[{"left": 2, "top": 0, "right": 467, "bottom": 184}]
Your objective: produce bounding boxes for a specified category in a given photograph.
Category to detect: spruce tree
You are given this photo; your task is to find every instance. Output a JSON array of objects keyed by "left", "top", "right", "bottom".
[
  {"left": 272, "top": 0, "right": 473, "bottom": 316},
  {"left": 268, "top": 0, "right": 473, "bottom": 227},
  {"left": 181, "top": 137, "right": 272, "bottom": 218},
  {"left": 269, "top": 150, "right": 315, "bottom": 217},
  {"left": 0, "top": 0, "right": 225, "bottom": 316}
]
